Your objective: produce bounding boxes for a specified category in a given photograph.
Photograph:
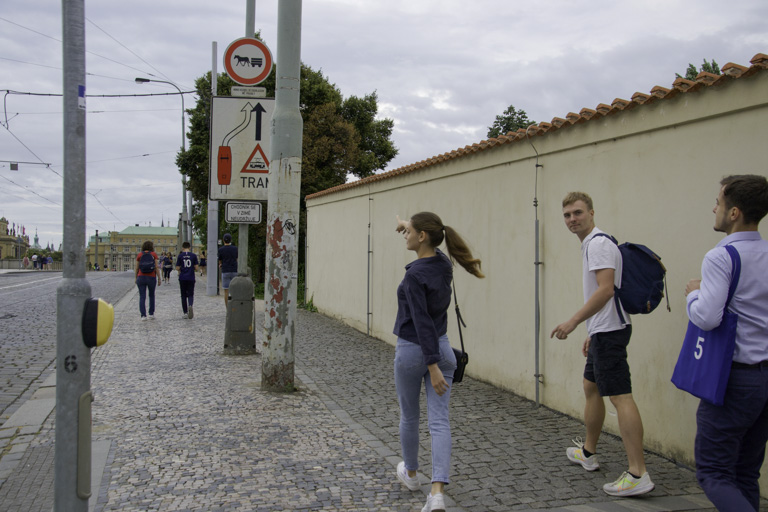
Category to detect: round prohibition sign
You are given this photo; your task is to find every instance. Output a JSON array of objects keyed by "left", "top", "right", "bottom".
[{"left": 224, "top": 37, "right": 273, "bottom": 86}]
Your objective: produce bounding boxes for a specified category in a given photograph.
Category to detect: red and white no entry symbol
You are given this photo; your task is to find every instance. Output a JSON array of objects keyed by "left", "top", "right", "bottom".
[{"left": 223, "top": 37, "right": 273, "bottom": 86}]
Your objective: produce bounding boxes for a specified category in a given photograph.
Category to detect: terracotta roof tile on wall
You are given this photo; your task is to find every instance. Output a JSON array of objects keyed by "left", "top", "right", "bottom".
[{"left": 306, "top": 52, "right": 768, "bottom": 201}]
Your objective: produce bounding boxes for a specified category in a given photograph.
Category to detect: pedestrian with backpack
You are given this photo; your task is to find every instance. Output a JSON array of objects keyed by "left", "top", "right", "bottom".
[
  {"left": 551, "top": 191, "right": 654, "bottom": 497},
  {"left": 135, "top": 240, "right": 161, "bottom": 321}
]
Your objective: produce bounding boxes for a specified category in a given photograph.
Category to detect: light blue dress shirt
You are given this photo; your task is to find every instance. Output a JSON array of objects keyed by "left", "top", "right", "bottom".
[{"left": 687, "top": 231, "right": 768, "bottom": 364}]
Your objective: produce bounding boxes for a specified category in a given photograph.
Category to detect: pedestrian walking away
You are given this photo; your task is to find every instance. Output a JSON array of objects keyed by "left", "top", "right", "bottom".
[
  {"left": 393, "top": 212, "right": 485, "bottom": 512},
  {"left": 176, "top": 241, "right": 199, "bottom": 319},
  {"left": 135, "top": 240, "right": 161, "bottom": 320},
  {"left": 551, "top": 191, "right": 654, "bottom": 497},
  {"left": 684, "top": 174, "right": 768, "bottom": 512},
  {"left": 199, "top": 250, "right": 207, "bottom": 276},
  {"left": 163, "top": 252, "right": 174, "bottom": 283},
  {"left": 218, "top": 233, "right": 238, "bottom": 307}
]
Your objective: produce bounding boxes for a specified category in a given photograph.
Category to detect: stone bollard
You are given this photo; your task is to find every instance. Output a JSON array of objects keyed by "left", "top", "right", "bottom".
[{"left": 223, "top": 275, "right": 257, "bottom": 355}]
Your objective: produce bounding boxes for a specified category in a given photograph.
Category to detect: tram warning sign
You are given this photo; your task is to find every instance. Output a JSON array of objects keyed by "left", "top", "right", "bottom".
[{"left": 209, "top": 96, "right": 274, "bottom": 201}]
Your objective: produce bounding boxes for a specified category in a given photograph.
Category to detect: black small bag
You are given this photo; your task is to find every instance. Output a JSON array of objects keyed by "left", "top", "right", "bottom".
[{"left": 451, "top": 278, "right": 468, "bottom": 383}]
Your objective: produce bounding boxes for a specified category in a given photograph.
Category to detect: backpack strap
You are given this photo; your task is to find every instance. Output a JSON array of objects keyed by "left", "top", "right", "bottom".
[
  {"left": 586, "top": 233, "right": 626, "bottom": 325},
  {"left": 723, "top": 245, "right": 741, "bottom": 310}
]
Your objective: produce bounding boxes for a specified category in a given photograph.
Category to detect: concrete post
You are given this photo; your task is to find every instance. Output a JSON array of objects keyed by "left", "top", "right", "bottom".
[
  {"left": 262, "top": 0, "right": 302, "bottom": 392},
  {"left": 56, "top": 0, "right": 92, "bottom": 509},
  {"left": 207, "top": 41, "right": 220, "bottom": 296}
]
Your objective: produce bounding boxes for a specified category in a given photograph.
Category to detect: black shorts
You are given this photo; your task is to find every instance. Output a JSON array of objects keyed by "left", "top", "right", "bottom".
[{"left": 584, "top": 325, "right": 632, "bottom": 397}]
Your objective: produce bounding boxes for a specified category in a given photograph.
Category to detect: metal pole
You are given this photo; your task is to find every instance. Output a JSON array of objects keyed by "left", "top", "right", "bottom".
[
  {"left": 238, "top": 0, "right": 255, "bottom": 276},
  {"left": 57, "top": 0, "right": 92, "bottom": 509},
  {"left": 134, "top": 77, "right": 188, "bottom": 250},
  {"left": 208, "top": 42, "right": 220, "bottom": 296},
  {"left": 263, "top": 0, "right": 302, "bottom": 391}
]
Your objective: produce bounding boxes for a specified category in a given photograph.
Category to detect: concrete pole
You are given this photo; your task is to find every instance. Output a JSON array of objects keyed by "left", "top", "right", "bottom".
[
  {"left": 207, "top": 42, "right": 220, "bottom": 296},
  {"left": 262, "top": 0, "right": 302, "bottom": 391},
  {"left": 56, "top": 0, "right": 92, "bottom": 509}
]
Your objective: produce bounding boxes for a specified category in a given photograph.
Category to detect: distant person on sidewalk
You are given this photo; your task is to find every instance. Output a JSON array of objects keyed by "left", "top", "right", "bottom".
[
  {"left": 199, "top": 250, "right": 207, "bottom": 276},
  {"left": 393, "top": 212, "right": 484, "bottom": 512},
  {"left": 162, "top": 252, "right": 174, "bottom": 283},
  {"left": 22, "top": 255, "right": 29, "bottom": 269},
  {"left": 135, "top": 241, "right": 161, "bottom": 320},
  {"left": 218, "top": 233, "right": 238, "bottom": 307},
  {"left": 551, "top": 192, "right": 653, "bottom": 497},
  {"left": 685, "top": 175, "right": 768, "bottom": 512},
  {"left": 32, "top": 253, "right": 38, "bottom": 269},
  {"left": 176, "top": 241, "right": 199, "bottom": 319}
]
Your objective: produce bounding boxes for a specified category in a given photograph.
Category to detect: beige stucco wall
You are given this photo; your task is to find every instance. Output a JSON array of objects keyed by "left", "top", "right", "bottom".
[{"left": 306, "top": 71, "right": 768, "bottom": 487}]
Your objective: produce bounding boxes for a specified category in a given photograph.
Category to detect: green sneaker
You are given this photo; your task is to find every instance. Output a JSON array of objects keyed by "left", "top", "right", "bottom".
[
  {"left": 603, "top": 471, "right": 655, "bottom": 496},
  {"left": 566, "top": 438, "right": 599, "bottom": 471}
]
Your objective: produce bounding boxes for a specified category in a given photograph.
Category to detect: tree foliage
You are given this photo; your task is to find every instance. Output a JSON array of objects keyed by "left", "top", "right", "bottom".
[
  {"left": 676, "top": 59, "right": 721, "bottom": 80},
  {"left": 176, "top": 60, "right": 397, "bottom": 280},
  {"left": 487, "top": 104, "right": 535, "bottom": 139}
]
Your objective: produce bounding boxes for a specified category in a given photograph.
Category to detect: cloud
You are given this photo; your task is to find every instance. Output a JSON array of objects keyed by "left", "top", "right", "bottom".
[{"left": 1, "top": 0, "right": 766, "bottom": 246}]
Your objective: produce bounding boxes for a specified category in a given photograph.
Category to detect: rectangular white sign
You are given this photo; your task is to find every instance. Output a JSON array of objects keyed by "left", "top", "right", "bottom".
[
  {"left": 225, "top": 202, "right": 262, "bottom": 224},
  {"left": 209, "top": 96, "right": 275, "bottom": 201}
]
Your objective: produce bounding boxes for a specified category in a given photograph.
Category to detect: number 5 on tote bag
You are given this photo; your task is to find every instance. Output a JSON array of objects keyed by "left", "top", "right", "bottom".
[{"left": 671, "top": 245, "right": 740, "bottom": 406}]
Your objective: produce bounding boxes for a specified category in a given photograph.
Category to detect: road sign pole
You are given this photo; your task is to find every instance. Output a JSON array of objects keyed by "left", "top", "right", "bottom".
[
  {"left": 208, "top": 41, "right": 219, "bottom": 296},
  {"left": 57, "top": 0, "right": 93, "bottom": 509},
  {"left": 222, "top": 0, "right": 257, "bottom": 352},
  {"left": 263, "top": 0, "right": 302, "bottom": 392}
]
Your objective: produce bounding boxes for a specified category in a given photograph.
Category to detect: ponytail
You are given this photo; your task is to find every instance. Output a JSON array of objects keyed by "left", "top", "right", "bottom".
[{"left": 409, "top": 212, "right": 485, "bottom": 278}]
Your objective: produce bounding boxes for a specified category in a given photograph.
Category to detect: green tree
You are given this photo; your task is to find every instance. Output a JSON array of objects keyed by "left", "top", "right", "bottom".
[
  {"left": 487, "top": 104, "right": 535, "bottom": 139},
  {"left": 177, "top": 62, "right": 397, "bottom": 282},
  {"left": 676, "top": 59, "right": 721, "bottom": 80}
]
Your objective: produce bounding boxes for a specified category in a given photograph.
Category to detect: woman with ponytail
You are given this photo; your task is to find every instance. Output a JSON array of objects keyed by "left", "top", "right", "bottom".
[{"left": 392, "top": 212, "right": 484, "bottom": 512}]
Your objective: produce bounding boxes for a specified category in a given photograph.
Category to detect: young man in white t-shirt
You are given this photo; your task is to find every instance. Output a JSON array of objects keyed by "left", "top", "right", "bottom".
[{"left": 551, "top": 191, "right": 654, "bottom": 497}]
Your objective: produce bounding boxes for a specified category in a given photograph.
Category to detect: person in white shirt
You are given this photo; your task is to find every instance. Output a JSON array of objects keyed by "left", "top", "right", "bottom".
[{"left": 551, "top": 191, "right": 653, "bottom": 497}]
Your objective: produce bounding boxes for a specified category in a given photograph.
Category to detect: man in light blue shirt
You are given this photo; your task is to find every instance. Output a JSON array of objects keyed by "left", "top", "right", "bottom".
[{"left": 685, "top": 174, "right": 768, "bottom": 512}]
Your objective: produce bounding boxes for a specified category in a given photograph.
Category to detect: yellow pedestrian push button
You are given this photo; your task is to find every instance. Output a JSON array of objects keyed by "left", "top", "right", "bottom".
[{"left": 82, "top": 297, "right": 114, "bottom": 348}]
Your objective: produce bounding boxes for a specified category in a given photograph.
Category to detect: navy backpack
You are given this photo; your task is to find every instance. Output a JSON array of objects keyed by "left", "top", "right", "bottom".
[{"left": 589, "top": 233, "right": 669, "bottom": 323}]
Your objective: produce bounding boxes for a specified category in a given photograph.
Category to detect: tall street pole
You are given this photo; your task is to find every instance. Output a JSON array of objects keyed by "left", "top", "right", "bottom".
[
  {"left": 263, "top": 0, "right": 302, "bottom": 391},
  {"left": 207, "top": 42, "right": 220, "bottom": 296},
  {"left": 57, "top": 0, "right": 92, "bottom": 509},
  {"left": 134, "top": 77, "right": 190, "bottom": 250}
]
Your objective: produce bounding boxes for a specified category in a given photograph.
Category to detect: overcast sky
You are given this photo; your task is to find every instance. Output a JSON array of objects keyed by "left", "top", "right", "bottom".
[{"left": 1, "top": 0, "right": 766, "bottom": 249}]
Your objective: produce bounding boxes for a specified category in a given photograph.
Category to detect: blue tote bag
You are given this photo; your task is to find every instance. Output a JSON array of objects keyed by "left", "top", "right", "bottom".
[{"left": 671, "top": 245, "right": 741, "bottom": 406}]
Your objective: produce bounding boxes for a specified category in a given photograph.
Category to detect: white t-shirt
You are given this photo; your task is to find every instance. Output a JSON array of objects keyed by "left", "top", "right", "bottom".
[{"left": 581, "top": 228, "right": 630, "bottom": 336}]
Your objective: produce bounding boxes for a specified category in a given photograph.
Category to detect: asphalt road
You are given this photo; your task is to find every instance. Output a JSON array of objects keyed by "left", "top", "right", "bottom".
[{"left": 0, "top": 270, "right": 136, "bottom": 425}]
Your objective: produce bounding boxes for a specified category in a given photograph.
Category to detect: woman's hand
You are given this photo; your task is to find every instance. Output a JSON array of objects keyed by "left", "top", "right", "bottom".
[
  {"left": 428, "top": 363, "right": 448, "bottom": 396},
  {"left": 395, "top": 215, "right": 408, "bottom": 233}
]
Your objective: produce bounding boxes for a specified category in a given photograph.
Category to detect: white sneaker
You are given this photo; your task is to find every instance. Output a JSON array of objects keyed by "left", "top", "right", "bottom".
[
  {"left": 566, "top": 437, "right": 599, "bottom": 471},
  {"left": 421, "top": 493, "right": 445, "bottom": 512},
  {"left": 182, "top": 313, "right": 188, "bottom": 319},
  {"left": 603, "top": 471, "right": 655, "bottom": 496},
  {"left": 188, "top": 306, "right": 193, "bottom": 319},
  {"left": 396, "top": 461, "right": 420, "bottom": 491},
  {"left": 141, "top": 316, "right": 147, "bottom": 322},
  {"left": 149, "top": 314, "right": 155, "bottom": 320}
]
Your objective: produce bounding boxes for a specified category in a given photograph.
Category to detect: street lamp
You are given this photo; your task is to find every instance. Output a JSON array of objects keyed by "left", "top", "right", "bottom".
[{"left": 135, "top": 77, "right": 192, "bottom": 249}]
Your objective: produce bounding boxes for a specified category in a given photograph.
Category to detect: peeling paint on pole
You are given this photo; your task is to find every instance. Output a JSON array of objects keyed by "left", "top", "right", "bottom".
[{"left": 263, "top": 157, "right": 301, "bottom": 390}]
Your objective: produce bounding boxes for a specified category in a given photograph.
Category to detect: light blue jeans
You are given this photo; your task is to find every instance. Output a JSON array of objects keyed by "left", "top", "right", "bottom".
[{"left": 394, "top": 335, "right": 456, "bottom": 484}]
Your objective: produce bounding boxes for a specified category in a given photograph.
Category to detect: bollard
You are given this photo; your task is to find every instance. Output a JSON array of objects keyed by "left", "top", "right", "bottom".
[{"left": 223, "top": 275, "right": 257, "bottom": 354}]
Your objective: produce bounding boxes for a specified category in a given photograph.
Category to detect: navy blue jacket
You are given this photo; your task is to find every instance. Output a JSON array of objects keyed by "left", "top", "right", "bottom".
[
  {"left": 393, "top": 249, "right": 453, "bottom": 365},
  {"left": 218, "top": 245, "right": 238, "bottom": 273}
]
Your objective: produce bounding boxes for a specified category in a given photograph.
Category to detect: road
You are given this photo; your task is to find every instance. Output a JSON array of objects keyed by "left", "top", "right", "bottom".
[{"left": 0, "top": 271, "right": 135, "bottom": 425}]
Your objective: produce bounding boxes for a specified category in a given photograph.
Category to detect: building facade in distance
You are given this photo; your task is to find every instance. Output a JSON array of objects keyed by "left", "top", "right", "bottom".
[{"left": 86, "top": 225, "right": 202, "bottom": 271}]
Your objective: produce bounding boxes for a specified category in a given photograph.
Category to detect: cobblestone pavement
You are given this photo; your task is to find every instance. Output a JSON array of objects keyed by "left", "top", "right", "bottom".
[{"left": 2, "top": 273, "right": 763, "bottom": 510}]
